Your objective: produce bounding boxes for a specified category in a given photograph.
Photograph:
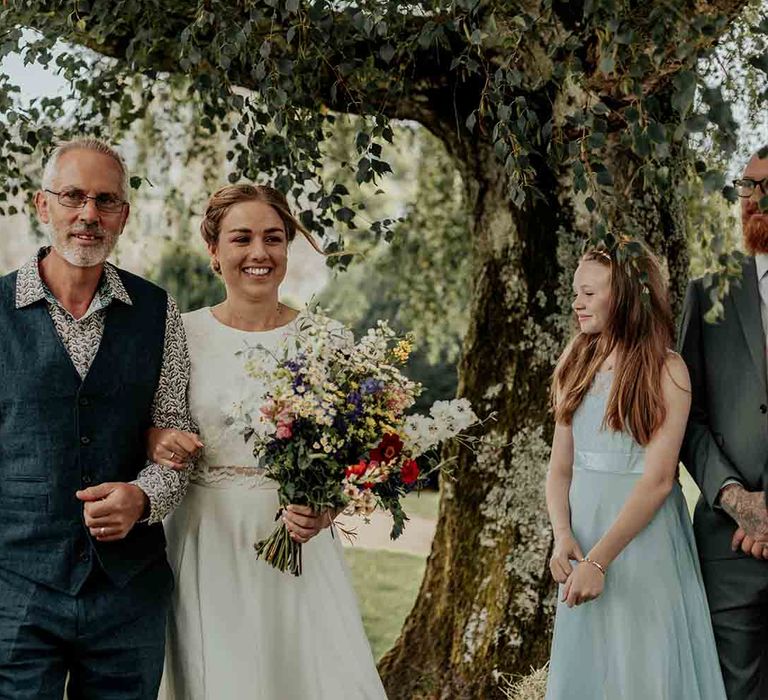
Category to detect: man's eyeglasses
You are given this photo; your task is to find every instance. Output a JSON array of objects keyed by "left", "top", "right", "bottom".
[
  {"left": 44, "top": 189, "right": 126, "bottom": 214},
  {"left": 732, "top": 178, "right": 768, "bottom": 199}
]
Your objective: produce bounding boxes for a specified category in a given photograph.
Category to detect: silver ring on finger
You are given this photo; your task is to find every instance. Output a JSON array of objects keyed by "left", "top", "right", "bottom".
[
  {"left": 99, "top": 527, "right": 106, "bottom": 537},
  {"left": 170, "top": 451, "right": 177, "bottom": 461}
]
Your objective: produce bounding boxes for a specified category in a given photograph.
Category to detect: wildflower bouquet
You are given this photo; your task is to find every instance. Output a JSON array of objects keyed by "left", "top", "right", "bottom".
[{"left": 232, "top": 311, "right": 478, "bottom": 576}]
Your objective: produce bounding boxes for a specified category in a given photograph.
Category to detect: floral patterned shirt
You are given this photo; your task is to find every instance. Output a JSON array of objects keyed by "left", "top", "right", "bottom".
[{"left": 15, "top": 248, "right": 193, "bottom": 525}]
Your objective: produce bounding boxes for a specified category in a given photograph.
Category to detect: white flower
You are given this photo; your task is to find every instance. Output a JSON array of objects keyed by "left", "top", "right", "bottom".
[
  {"left": 360, "top": 489, "right": 377, "bottom": 516},
  {"left": 343, "top": 483, "right": 361, "bottom": 500},
  {"left": 401, "top": 399, "right": 478, "bottom": 455}
]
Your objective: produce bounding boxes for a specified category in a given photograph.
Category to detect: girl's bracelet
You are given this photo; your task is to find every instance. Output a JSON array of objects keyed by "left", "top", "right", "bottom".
[{"left": 580, "top": 557, "right": 606, "bottom": 576}]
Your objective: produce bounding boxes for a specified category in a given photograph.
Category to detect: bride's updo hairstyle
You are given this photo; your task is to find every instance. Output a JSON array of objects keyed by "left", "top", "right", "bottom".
[
  {"left": 200, "top": 184, "right": 324, "bottom": 272},
  {"left": 551, "top": 238, "right": 676, "bottom": 445}
]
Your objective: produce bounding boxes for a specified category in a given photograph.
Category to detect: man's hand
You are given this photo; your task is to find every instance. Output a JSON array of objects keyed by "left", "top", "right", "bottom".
[
  {"left": 282, "top": 505, "right": 334, "bottom": 544},
  {"left": 731, "top": 527, "right": 768, "bottom": 560},
  {"left": 76, "top": 483, "right": 149, "bottom": 542},
  {"left": 721, "top": 484, "right": 768, "bottom": 543}
]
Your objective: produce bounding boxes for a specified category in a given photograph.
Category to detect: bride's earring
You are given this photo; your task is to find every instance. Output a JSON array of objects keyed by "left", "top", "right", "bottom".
[{"left": 211, "top": 258, "right": 221, "bottom": 274}]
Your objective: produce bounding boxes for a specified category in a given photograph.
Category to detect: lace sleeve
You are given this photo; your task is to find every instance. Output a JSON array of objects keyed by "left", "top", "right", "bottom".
[{"left": 132, "top": 296, "right": 198, "bottom": 525}]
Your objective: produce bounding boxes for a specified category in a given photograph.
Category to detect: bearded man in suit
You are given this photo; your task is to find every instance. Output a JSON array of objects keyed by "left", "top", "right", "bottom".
[{"left": 680, "top": 149, "right": 768, "bottom": 700}]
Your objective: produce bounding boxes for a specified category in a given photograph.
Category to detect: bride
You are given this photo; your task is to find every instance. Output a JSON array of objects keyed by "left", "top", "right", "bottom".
[{"left": 152, "top": 184, "right": 387, "bottom": 699}]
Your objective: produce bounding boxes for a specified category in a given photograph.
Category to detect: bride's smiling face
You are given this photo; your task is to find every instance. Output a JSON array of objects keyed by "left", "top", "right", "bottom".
[{"left": 210, "top": 200, "right": 289, "bottom": 301}]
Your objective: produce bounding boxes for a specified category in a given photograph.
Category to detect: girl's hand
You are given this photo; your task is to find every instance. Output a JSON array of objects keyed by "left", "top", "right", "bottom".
[
  {"left": 562, "top": 560, "right": 605, "bottom": 608},
  {"left": 549, "top": 530, "right": 584, "bottom": 584},
  {"left": 147, "top": 428, "right": 204, "bottom": 469}
]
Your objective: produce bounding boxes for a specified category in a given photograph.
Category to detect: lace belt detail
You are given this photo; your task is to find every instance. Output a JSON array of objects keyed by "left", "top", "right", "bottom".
[{"left": 190, "top": 465, "right": 276, "bottom": 490}]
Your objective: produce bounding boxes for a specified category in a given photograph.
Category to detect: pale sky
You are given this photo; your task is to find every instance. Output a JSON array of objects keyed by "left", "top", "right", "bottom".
[{"left": 0, "top": 35, "right": 67, "bottom": 104}]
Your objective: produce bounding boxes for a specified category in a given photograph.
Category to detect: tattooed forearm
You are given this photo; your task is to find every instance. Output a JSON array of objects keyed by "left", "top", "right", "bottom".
[{"left": 721, "top": 486, "right": 768, "bottom": 540}]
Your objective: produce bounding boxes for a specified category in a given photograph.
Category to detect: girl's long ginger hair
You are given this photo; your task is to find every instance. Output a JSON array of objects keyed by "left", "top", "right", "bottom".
[{"left": 551, "top": 241, "right": 675, "bottom": 445}]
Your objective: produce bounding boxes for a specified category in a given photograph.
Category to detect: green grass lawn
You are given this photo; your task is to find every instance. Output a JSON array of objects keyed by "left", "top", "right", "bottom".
[
  {"left": 344, "top": 490, "right": 438, "bottom": 660},
  {"left": 402, "top": 488, "right": 441, "bottom": 520},
  {"left": 346, "top": 547, "right": 428, "bottom": 660}
]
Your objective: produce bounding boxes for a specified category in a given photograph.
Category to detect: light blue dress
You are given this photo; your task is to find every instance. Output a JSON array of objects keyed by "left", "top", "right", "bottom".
[{"left": 545, "top": 372, "right": 727, "bottom": 700}]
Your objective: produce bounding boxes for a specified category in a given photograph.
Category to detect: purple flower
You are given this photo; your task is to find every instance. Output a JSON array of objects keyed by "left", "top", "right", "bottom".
[
  {"left": 360, "top": 378, "right": 384, "bottom": 395},
  {"left": 284, "top": 352, "right": 306, "bottom": 374},
  {"left": 346, "top": 390, "right": 363, "bottom": 419}
]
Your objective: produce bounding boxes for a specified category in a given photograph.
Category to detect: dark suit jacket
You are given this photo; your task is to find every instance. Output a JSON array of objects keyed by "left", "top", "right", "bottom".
[{"left": 679, "top": 256, "right": 768, "bottom": 560}]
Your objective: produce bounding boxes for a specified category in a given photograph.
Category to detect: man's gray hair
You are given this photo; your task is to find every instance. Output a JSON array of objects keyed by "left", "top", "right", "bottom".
[{"left": 41, "top": 138, "right": 129, "bottom": 199}]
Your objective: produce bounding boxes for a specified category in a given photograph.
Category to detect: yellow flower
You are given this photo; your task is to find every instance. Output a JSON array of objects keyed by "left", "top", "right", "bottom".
[{"left": 392, "top": 338, "right": 414, "bottom": 363}]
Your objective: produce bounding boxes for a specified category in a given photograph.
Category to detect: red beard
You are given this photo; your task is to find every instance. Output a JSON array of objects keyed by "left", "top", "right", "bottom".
[{"left": 744, "top": 213, "right": 768, "bottom": 254}]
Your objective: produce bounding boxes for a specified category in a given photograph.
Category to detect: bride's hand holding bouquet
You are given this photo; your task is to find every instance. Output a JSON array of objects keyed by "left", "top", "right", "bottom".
[{"left": 232, "top": 311, "right": 478, "bottom": 575}]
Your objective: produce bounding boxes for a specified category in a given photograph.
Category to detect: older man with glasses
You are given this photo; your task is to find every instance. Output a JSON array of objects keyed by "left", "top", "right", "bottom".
[
  {"left": 679, "top": 148, "right": 768, "bottom": 700},
  {"left": 0, "top": 138, "right": 196, "bottom": 699}
]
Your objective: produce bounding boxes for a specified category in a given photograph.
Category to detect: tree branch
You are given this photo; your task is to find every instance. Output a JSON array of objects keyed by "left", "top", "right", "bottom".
[{"left": 8, "top": 1, "right": 475, "bottom": 125}]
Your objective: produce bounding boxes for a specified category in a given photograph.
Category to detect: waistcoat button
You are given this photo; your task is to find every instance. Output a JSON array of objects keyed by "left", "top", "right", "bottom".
[
  {"left": 79, "top": 397, "right": 89, "bottom": 407},
  {"left": 80, "top": 436, "right": 91, "bottom": 445}
]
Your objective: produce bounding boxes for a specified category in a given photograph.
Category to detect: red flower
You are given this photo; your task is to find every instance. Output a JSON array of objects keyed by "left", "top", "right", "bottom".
[
  {"left": 345, "top": 460, "right": 368, "bottom": 478},
  {"left": 369, "top": 448, "right": 384, "bottom": 464},
  {"left": 379, "top": 433, "right": 404, "bottom": 462},
  {"left": 400, "top": 459, "right": 419, "bottom": 485}
]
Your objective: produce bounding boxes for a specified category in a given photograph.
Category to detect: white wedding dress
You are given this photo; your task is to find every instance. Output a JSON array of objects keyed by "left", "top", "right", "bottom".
[{"left": 159, "top": 307, "right": 387, "bottom": 700}]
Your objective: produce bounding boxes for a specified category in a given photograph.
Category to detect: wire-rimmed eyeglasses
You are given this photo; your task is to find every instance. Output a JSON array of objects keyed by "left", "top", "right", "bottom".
[{"left": 44, "top": 188, "right": 126, "bottom": 214}]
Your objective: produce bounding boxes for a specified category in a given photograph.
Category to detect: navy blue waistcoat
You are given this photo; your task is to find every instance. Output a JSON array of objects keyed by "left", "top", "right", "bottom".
[{"left": 0, "top": 267, "right": 168, "bottom": 594}]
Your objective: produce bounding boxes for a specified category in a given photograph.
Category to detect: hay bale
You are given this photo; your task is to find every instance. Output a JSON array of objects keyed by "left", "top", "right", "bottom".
[{"left": 498, "top": 664, "right": 548, "bottom": 700}]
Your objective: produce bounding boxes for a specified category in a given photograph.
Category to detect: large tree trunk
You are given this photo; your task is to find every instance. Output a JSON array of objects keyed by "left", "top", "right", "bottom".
[{"left": 379, "top": 109, "right": 690, "bottom": 699}]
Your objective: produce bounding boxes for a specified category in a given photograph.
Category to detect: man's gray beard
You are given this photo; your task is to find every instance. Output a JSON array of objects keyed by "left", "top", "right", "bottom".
[{"left": 43, "top": 222, "right": 119, "bottom": 268}]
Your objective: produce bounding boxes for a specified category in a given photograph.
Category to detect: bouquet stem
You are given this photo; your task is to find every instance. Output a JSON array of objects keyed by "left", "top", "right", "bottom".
[{"left": 254, "top": 511, "right": 303, "bottom": 576}]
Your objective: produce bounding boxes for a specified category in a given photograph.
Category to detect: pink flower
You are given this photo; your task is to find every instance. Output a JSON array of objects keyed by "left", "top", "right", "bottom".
[{"left": 276, "top": 423, "right": 293, "bottom": 439}]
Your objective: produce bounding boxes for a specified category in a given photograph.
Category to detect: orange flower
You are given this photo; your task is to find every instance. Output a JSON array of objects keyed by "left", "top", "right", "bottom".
[{"left": 345, "top": 460, "right": 368, "bottom": 478}]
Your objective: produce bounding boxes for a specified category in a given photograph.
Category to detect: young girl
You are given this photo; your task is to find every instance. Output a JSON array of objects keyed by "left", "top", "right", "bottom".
[{"left": 544, "top": 242, "right": 726, "bottom": 699}]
